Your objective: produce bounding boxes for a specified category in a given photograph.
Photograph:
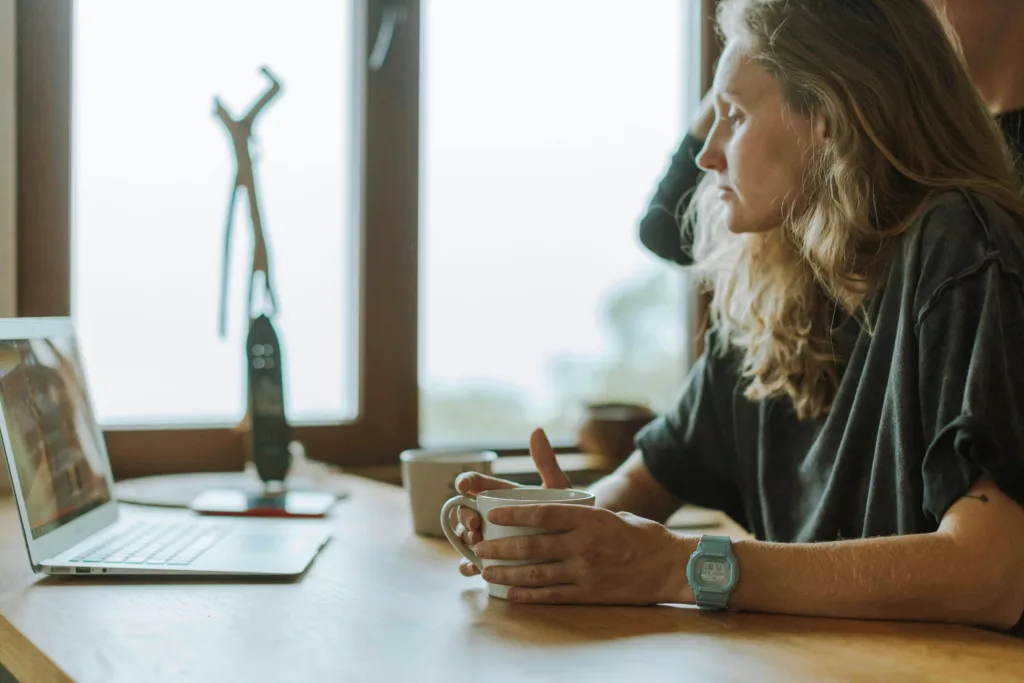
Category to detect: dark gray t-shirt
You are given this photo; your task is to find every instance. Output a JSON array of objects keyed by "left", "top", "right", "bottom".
[{"left": 636, "top": 189, "right": 1024, "bottom": 633}]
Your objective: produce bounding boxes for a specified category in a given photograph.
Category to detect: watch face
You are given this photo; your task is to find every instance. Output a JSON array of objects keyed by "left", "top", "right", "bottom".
[{"left": 697, "top": 558, "right": 732, "bottom": 588}]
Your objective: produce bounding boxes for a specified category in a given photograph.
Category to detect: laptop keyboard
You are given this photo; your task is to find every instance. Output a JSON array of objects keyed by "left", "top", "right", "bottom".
[{"left": 69, "top": 522, "right": 231, "bottom": 566}]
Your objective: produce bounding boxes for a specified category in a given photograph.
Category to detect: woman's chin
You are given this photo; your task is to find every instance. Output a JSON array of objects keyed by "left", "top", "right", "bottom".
[
  {"left": 725, "top": 211, "right": 780, "bottom": 235},
  {"left": 718, "top": 200, "right": 776, "bottom": 234},
  {"left": 725, "top": 212, "right": 749, "bottom": 234},
  {"left": 719, "top": 203, "right": 748, "bottom": 234}
]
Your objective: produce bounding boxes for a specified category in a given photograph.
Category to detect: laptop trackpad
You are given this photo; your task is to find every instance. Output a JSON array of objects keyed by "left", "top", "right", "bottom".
[{"left": 198, "top": 523, "right": 331, "bottom": 574}]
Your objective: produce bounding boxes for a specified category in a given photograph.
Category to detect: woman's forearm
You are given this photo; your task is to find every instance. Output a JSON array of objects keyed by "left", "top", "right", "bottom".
[
  {"left": 588, "top": 452, "right": 682, "bottom": 524},
  {"left": 716, "top": 532, "right": 1021, "bottom": 630}
]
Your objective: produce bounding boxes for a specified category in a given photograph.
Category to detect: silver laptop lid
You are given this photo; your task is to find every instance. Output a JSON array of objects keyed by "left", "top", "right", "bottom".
[{"left": 0, "top": 317, "right": 118, "bottom": 569}]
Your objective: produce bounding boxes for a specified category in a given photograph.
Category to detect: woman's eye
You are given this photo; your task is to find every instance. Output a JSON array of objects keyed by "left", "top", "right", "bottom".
[{"left": 725, "top": 109, "right": 744, "bottom": 125}]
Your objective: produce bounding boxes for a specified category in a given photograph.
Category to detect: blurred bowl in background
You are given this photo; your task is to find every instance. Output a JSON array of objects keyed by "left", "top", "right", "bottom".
[{"left": 577, "top": 402, "right": 656, "bottom": 466}]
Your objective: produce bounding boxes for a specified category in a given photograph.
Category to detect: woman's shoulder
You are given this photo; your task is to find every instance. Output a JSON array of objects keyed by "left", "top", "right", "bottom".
[
  {"left": 896, "top": 189, "right": 1024, "bottom": 314},
  {"left": 908, "top": 189, "right": 1024, "bottom": 261}
]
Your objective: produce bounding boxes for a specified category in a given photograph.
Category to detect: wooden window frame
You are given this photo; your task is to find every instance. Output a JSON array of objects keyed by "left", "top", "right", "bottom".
[
  {"left": 693, "top": 0, "right": 723, "bottom": 360},
  {"left": 16, "top": 0, "right": 420, "bottom": 479},
  {"left": 15, "top": 0, "right": 718, "bottom": 480}
]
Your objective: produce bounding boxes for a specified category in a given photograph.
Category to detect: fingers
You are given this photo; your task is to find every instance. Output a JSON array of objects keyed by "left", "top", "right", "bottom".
[
  {"left": 530, "top": 428, "right": 572, "bottom": 489},
  {"left": 458, "top": 505, "right": 479, "bottom": 531},
  {"left": 482, "top": 562, "right": 573, "bottom": 588},
  {"left": 459, "top": 558, "right": 480, "bottom": 577},
  {"left": 455, "top": 472, "right": 518, "bottom": 496},
  {"left": 474, "top": 533, "right": 572, "bottom": 562},
  {"left": 456, "top": 506, "right": 482, "bottom": 546},
  {"left": 486, "top": 503, "right": 594, "bottom": 531},
  {"left": 506, "top": 585, "right": 582, "bottom": 604},
  {"left": 452, "top": 428, "right": 570, "bottom": 498},
  {"left": 452, "top": 472, "right": 512, "bottom": 547}
]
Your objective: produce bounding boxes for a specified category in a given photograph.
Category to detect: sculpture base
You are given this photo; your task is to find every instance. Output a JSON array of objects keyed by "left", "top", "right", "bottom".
[{"left": 189, "top": 487, "right": 338, "bottom": 518}]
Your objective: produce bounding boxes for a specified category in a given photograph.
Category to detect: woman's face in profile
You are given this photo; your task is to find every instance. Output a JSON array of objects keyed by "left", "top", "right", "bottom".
[{"left": 696, "top": 42, "right": 820, "bottom": 234}]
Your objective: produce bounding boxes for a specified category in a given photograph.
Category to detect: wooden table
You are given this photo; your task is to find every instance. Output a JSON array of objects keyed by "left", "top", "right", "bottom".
[{"left": 2, "top": 474, "right": 1023, "bottom": 683}]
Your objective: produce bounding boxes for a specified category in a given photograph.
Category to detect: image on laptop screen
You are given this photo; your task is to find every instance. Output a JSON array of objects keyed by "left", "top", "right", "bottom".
[{"left": 0, "top": 336, "right": 111, "bottom": 538}]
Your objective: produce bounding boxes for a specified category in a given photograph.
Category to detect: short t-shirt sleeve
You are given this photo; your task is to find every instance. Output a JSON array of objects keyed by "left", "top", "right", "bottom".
[
  {"left": 635, "top": 335, "right": 745, "bottom": 522},
  {"left": 917, "top": 258, "right": 1024, "bottom": 524},
  {"left": 637, "top": 134, "right": 705, "bottom": 266}
]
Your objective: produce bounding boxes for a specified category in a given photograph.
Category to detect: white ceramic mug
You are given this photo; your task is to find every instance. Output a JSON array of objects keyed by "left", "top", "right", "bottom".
[
  {"left": 400, "top": 449, "right": 498, "bottom": 537},
  {"left": 440, "top": 487, "right": 596, "bottom": 599}
]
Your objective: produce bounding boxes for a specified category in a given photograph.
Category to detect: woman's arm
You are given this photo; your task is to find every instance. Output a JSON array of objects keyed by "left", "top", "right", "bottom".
[
  {"left": 479, "top": 477, "right": 1024, "bottom": 631},
  {"left": 638, "top": 93, "right": 716, "bottom": 265},
  {"left": 726, "top": 477, "right": 1024, "bottom": 630},
  {"left": 589, "top": 450, "right": 684, "bottom": 524}
]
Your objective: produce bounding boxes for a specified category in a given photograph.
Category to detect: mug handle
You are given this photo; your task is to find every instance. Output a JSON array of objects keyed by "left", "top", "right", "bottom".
[{"left": 440, "top": 495, "right": 483, "bottom": 570}]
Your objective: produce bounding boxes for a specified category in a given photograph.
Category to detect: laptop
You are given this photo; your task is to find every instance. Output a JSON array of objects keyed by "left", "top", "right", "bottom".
[{"left": 0, "top": 317, "right": 333, "bottom": 577}]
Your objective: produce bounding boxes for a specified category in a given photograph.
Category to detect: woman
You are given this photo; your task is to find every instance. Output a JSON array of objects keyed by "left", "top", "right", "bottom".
[{"left": 454, "top": 0, "right": 1024, "bottom": 635}]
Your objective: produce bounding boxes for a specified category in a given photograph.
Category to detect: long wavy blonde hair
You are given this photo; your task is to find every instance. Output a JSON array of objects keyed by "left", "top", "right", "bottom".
[{"left": 688, "top": 0, "right": 1024, "bottom": 420}]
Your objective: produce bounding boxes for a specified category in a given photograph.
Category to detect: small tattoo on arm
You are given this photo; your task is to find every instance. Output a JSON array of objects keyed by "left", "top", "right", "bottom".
[{"left": 964, "top": 494, "right": 989, "bottom": 503}]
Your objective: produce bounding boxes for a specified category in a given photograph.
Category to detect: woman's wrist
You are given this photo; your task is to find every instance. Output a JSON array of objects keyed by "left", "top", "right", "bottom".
[{"left": 663, "top": 532, "right": 698, "bottom": 605}]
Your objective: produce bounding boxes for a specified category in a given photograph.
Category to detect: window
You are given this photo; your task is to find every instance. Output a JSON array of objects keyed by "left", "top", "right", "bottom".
[
  {"left": 0, "top": 0, "right": 13, "bottom": 497},
  {"left": 72, "top": 0, "right": 357, "bottom": 427},
  {"left": 1, "top": 0, "right": 14, "bottom": 319},
  {"left": 17, "top": 0, "right": 710, "bottom": 475},
  {"left": 420, "top": 0, "right": 702, "bottom": 446},
  {"left": 18, "top": 0, "right": 418, "bottom": 477}
]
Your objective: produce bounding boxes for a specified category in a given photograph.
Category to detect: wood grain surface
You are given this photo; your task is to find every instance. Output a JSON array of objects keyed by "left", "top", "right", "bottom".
[{"left": 2, "top": 474, "right": 1023, "bottom": 683}]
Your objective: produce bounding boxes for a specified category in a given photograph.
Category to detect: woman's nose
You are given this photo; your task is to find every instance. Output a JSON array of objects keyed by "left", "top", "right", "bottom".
[{"left": 696, "top": 136, "right": 725, "bottom": 174}]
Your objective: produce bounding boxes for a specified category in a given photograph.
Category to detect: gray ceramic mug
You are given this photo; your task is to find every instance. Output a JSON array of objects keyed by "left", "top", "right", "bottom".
[{"left": 400, "top": 449, "right": 498, "bottom": 537}]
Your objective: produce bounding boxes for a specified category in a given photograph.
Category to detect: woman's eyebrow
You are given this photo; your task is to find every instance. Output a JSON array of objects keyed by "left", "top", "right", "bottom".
[{"left": 723, "top": 76, "right": 773, "bottom": 107}]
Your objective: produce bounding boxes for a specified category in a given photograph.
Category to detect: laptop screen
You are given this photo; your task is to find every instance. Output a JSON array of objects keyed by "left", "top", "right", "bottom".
[{"left": 0, "top": 336, "right": 112, "bottom": 539}]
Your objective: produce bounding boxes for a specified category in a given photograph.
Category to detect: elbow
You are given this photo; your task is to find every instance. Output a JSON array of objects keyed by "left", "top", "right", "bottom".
[
  {"left": 976, "top": 565, "right": 1024, "bottom": 631},
  {"left": 935, "top": 480, "right": 1024, "bottom": 632},
  {"left": 638, "top": 213, "right": 688, "bottom": 265},
  {"left": 946, "top": 538, "right": 1024, "bottom": 631}
]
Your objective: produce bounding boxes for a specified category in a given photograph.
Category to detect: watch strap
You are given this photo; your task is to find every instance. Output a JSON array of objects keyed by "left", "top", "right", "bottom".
[
  {"left": 698, "top": 535, "right": 731, "bottom": 556},
  {"left": 694, "top": 588, "right": 730, "bottom": 610}
]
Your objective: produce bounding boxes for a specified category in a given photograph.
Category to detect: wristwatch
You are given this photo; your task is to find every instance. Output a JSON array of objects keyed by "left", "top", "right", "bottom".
[{"left": 686, "top": 534, "right": 739, "bottom": 610}]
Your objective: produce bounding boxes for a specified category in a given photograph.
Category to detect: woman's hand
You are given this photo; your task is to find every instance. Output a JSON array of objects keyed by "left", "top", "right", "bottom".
[
  {"left": 453, "top": 429, "right": 571, "bottom": 577},
  {"left": 473, "top": 504, "right": 694, "bottom": 605}
]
